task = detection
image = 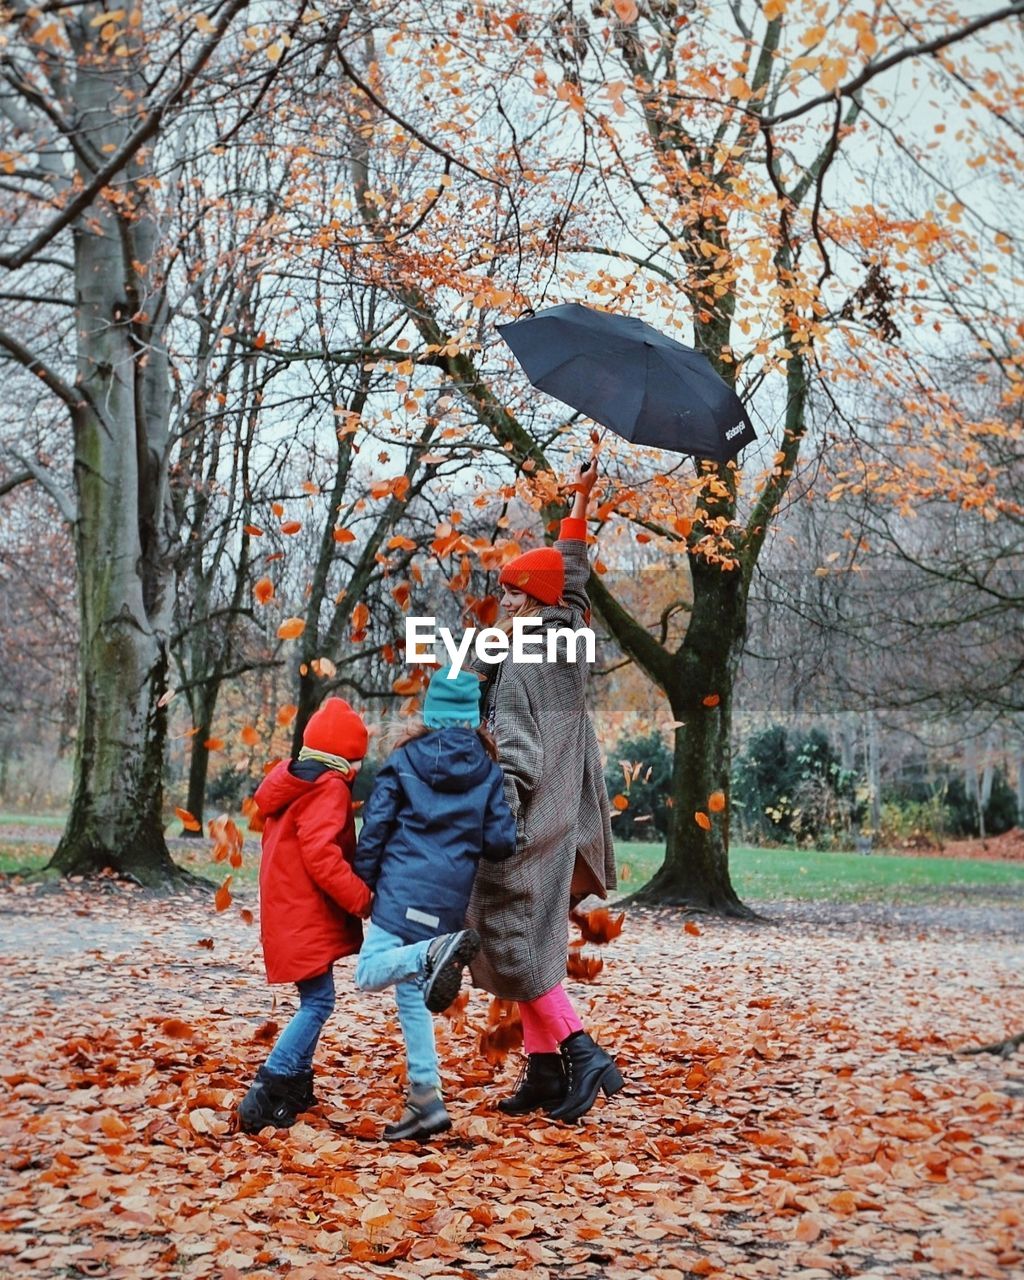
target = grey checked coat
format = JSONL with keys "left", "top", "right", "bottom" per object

{"left": 466, "top": 533, "right": 616, "bottom": 1001}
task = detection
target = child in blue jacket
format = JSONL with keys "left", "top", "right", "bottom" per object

{"left": 353, "top": 666, "right": 516, "bottom": 1141}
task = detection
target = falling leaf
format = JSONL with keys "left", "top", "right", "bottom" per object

{"left": 277, "top": 617, "right": 305, "bottom": 639}
{"left": 276, "top": 703, "right": 297, "bottom": 726}
{"left": 684, "top": 920, "right": 702, "bottom": 936}
{"left": 612, "top": 793, "right": 629, "bottom": 811}
{"left": 571, "top": 907, "right": 626, "bottom": 944}
{"left": 694, "top": 811, "right": 712, "bottom": 830}
{"left": 387, "top": 534, "right": 416, "bottom": 551}
{"left": 702, "top": 693, "right": 720, "bottom": 707}
{"left": 708, "top": 790, "right": 726, "bottom": 813}
{"left": 243, "top": 523, "right": 264, "bottom": 537}
{"left": 567, "top": 951, "right": 605, "bottom": 981}
{"left": 333, "top": 526, "right": 356, "bottom": 542}
{"left": 174, "top": 806, "right": 201, "bottom": 832}
{"left": 239, "top": 908, "right": 255, "bottom": 926}
{"left": 280, "top": 520, "right": 301, "bottom": 535}
{"left": 214, "top": 876, "right": 232, "bottom": 912}
{"left": 253, "top": 1020, "right": 279, "bottom": 1044}
{"left": 203, "top": 737, "right": 224, "bottom": 751}
{"left": 613, "top": 0, "right": 639, "bottom": 21}
{"left": 253, "top": 577, "right": 274, "bottom": 605}
{"left": 240, "top": 725, "right": 259, "bottom": 746}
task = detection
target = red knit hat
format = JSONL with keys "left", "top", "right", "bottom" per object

{"left": 498, "top": 547, "right": 565, "bottom": 606}
{"left": 302, "top": 697, "right": 368, "bottom": 761}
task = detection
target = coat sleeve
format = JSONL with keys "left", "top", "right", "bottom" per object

{"left": 296, "top": 781, "right": 372, "bottom": 917}
{"left": 352, "top": 758, "right": 402, "bottom": 888}
{"left": 492, "top": 671, "right": 544, "bottom": 819}
{"left": 555, "top": 517, "right": 591, "bottom": 622}
{"left": 481, "top": 764, "right": 517, "bottom": 862}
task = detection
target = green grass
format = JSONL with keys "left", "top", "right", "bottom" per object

{"left": 1, "top": 820, "right": 1021, "bottom": 904}
{"left": 615, "top": 840, "right": 1024, "bottom": 903}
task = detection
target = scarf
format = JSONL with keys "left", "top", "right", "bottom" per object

{"left": 297, "top": 745, "right": 354, "bottom": 776}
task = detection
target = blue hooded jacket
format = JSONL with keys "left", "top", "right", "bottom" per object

{"left": 353, "top": 727, "right": 517, "bottom": 943}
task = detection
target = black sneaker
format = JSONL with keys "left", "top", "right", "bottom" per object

{"left": 383, "top": 1085, "right": 452, "bottom": 1142}
{"left": 422, "top": 929, "right": 480, "bottom": 1013}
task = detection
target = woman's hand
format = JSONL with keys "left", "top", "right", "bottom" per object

{"left": 568, "top": 458, "right": 599, "bottom": 519}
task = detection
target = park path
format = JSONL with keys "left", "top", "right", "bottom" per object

{"left": 1, "top": 877, "right": 1022, "bottom": 1280}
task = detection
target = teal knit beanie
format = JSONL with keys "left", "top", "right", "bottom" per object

{"left": 422, "top": 666, "right": 482, "bottom": 729}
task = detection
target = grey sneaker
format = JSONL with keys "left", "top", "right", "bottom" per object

{"left": 383, "top": 1085, "right": 451, "bottom": 1141}
{"left": 422, "top": 928, "right": 481, "bottom": 1013}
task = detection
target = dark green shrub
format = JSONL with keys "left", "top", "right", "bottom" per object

{"left": 604, "top": 731, "right": 674, "bottom": 841}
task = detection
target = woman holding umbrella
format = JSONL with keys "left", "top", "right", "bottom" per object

{"left": 466, "top": 459, "right": 622, "bottom": 1122}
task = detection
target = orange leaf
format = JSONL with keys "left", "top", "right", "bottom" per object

{"left": 694, "top": 811, "right": 711, "bottom": 830}
{"left": 387, "top": 534, "right": 417, "bottom": 551}
{"left": 271, "top": 502, "right": 284, "bottom": 517}
{"left": 276, "top": 703, "right": 297, "bottom": 727}
{"left": 253, "top": 331, "right": 267, "bottom": 349}
{"left": 203, "top": 737, "right": 224, "bottom": 751}
{"left": 159, "top": 1018, "right": 195, "bottom": 1040}
{"left": 280, "top": 520, "right": 301, "bottom": 535}
{"left": 571, "top": 907, "right": 626, "bottom": 944}
{"left": 612, "top": 793, "right": 629, "bottom": 811}
{"left": 253, "top": 577, "right": 274, "bottom": 605}
{"left": 567, "top": 951, "right": 604, "bottom": 981}
{"left": 614, "top": 0, "right": 639, "bottom": 22}
{"left": 702, "top": 693, "right": 720, "bottom": 707}
{"left": 684, "top": 920, "right": 702, "bottom": 936}
{"left": 240, "top": 725, "right": 259, "bottom": 746}
{"left": 243, "top": 524, "right": 264, "bottom": 537}
{"left": 214, "top": 876, "right": 232, "bottom": 912}
{"left": 277, "top": 617, "right": 305, "bottom": 639}
{"left": 253, "top": 1020, "right": 278, "bottom": 1044}
{"left": 333, "top": 526, "right": 356, "bottom": 542}
{"left": 100, "top": 1113, "right": 130, "bottom": 1138}
{"left": 708, "top": 790, "right": 726, "bottom": 813}
{"left": 351, "top": 602, "right": 369, "bottom": 631}
{"left": 174, "top": 806, "right": 201, "bottom": 832}
{"left": 239, "top": 907, "right": 255, "bottom": 926}
{"left": 674, "top": 516, "right": 693, "bottom": 537}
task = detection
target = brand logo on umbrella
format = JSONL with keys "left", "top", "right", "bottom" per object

{"left": 725, "top": 423, "right": 746, "bottom": 441}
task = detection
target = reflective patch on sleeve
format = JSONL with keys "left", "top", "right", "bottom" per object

{"left": 406, "top": 906, "right": 441, "bottom": 928}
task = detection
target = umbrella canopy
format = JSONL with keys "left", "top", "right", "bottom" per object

{"left": 496, "top": 302, "right": 756, "bottom": 463}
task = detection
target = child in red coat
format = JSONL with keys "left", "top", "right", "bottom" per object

{"left": 237, "top": 697, "right": 372, "bottom": 1133}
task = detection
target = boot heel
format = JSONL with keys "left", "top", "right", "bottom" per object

{"left": 601, "top": 1065, "right": 624, "bottom": 1097}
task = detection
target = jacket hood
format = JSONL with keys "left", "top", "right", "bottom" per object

{"left": 401, "top": 728, "right": 491, "bottom": 793}
{"left": 254, "top": 759, "right": 337, "bottom": 816}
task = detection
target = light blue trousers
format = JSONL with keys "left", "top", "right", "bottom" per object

{"left": 355, "top": 922, "right": 438, "bottom": 1088}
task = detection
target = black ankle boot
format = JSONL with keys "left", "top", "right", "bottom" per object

{"left": 299, "top": 1069, "right": 316, "bottom": 1110}
{"left": 547, "top": 1032, "right": 623, "bottom": 1122}
{"left": 237, "top": 1066, "right": 310, "bottom": 1133}
{"left": 497, "top": 1053, "right": 567, "bottom": 1115}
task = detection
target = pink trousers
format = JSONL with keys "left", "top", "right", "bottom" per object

{"left": 518, "top": 983, "right": 584, "bottom": 1054}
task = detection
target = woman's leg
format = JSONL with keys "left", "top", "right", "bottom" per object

{"left": 519, "top": 983, "right": 584, "bottom": 1050}
{"left": 264, "top": 968, "right": 336, "bottom": 1075}
{"left": 355, "top": 922, "right": 430, "bottom": 992}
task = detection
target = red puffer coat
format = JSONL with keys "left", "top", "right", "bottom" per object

{"left": 254, "top": 760, "right": 372, "bottom": 983}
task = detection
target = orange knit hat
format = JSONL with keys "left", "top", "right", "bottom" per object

{"left": 302, "top": 697, "right": 369, "bottom": 761}
{"left": 498, "top": 547, "right": 565, "bottom": 606}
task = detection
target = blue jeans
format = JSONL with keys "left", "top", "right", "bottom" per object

{"left": 264, "top": 968, "right": 335, "bottom": 1076}
{"left": 355, "top": 922, "right": 438, "bottom": 1088}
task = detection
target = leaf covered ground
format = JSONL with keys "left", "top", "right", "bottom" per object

{"left": 0, "top": 879, "right": 1021, "bottom": 1280}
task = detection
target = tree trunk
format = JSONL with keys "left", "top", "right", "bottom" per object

{"left": 628, "top": 562, "right": 751, "bottom": 915}
{"left": 182, "top": 678, "right": 220, "bottom": 837}
{"left": 47, "top": 14, "right": 180, "bottom": 886}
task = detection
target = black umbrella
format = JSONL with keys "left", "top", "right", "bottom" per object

{"left": 496, "top": 302, "right": 756, "bottom": 463}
